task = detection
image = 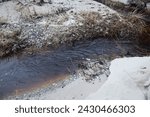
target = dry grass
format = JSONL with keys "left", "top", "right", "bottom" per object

{"left": 0, "top": 25, "right": 22, "bottom": 57}
{"left": 97, "top": 0, "right": 150, "bottom": 47}
{"left": 109, "top": 14, "right": 145, "bottom": 39}
{"left": 77, "top": 11, "right": 146, "bottom": 41}
{"left": 125, "top": 14, "right": 150, "bottom": 47}
{"left": 45, "top": 11, "right": 148, "bottom": 47}
{"left": 94, "top": 0, "right": 126, "bottom": 10}
{"left": 104, "top": 0, "right": 126, "bottom": 10}
{"left": 138, "top": 24, "right": 150, "bottom": 46}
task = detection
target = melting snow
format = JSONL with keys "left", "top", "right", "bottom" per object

{"left": 87, "top": 57, "right": 150, "bottom": 100}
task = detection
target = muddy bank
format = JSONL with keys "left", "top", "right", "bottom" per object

{"left": 0, "top": 0, "right": 148, "bottom": 57}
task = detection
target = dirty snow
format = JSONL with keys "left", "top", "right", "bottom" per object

{"left": 30, "top": 77, "right": 107, "bottom": 100}
{"left": 0, "top": 0, "right": 118, "bottom": 24}
{"left": 112, "top": 0, "right": 128, "bottom": 4}
{"left": 0, "top": 1, "right": 21, "bottom": 23}
{"left": 63, "top": 16, "right": 76, "bottom": 26}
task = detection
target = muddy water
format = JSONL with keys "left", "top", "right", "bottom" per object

{"left": 0, "top": 39, "right": 143, "bottom": 99}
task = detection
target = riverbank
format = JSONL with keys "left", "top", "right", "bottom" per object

{"left": 1, "top": 38, "right": 148, "bottom": 100}
{"left": 6, "top": 56, "right": 150, "bottom": 100}
{"left": 0, "top": 0, "right": 148, "bottom": 57}
{"left": 0, "top": 0, "right": 150, "bottom": 100}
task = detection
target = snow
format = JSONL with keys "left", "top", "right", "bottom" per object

{"left": 41, "top": 78, "right": 103, "bottom": 100}
{"left": 63, "top": 15, "right": 76, "bottom": 26}
{"left": 0, "top": 1, "right": 21, "bottom": 23}
{"left": 0, "top": 0, "right": 118, "bottom": 24}
{"left": 87, "top": 57, "right": 150, "bottom": 100}
{"left": 21, "top": 76, "right": 108, "bottom": 100}
{"left": 112, "top": 0, "right": 128, "bottom": 4}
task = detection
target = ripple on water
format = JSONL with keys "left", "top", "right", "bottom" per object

{"left": 0, "top": 39, "right": 141, "bottom": 99}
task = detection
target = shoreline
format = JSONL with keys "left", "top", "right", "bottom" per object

{"left": 0, "top": 0, "right": 149, "bottom": 57}
{"left": 5, "top": 56, "right": 150, "bottom": 100}
{"left": 1, "top": 38, "right": 145, "bottom": 100}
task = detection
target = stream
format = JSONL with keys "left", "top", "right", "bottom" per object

{"left": 0, "top": 38, "right": 146, "bottom": 99}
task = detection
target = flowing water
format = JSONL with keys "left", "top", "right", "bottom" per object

{"left": 0, "top": 39, "right": 144, "bottom": 99}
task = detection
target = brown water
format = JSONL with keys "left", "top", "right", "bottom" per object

{"left": 0, "top": 39, "right": 144, "bottom": 99}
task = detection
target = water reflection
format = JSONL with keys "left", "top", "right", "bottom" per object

{"left": 0, "top": 39, "right": 140, "bottom": 99}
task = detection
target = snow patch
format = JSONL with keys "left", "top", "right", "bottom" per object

{"left": 0, "top": 1, "right": 21, "bottom": 23}
{"left": 112, "top": 0, "right": 128, "bottom": 4}
{"left": 87, "top": 57, "right": 150, "bottom": 100}
{"left": 63, "top": 16, "right": 76, "bottom": 26}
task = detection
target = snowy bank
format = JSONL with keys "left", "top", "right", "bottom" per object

{"left": 0, "top": 0, "right": 145, "bottom": 57}
{"left": 87, "top": 57, "right": 150, "bottom": 100}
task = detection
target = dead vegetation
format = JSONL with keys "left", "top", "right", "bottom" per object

{"left": 94, "top": 0, "right": 126, "bottom": 12}
{"left": 109, "top": 14, "right": 145, "bottom": 38}
{"left": 44, "top": 11, "right": 148, "bottom": 48}
{"left": 0, "top": 10, "right": 149, "bottom": 57}
{"left": 0, "top": 24, "right": 24, "bottom": 57}
{"left": 0, "top": 0, "right": 150, "bottom": 57}
{"left": 138, "top": 24, "right": 150, "bottom": 47}
{"left": 95, "top": 0, "right": 150, "bottom": 47}
{"left": 76, "top": 11, "right": 145, "bottom": 41}
{"left": 16, "top": 2, "right": 71, "bottom": 21}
